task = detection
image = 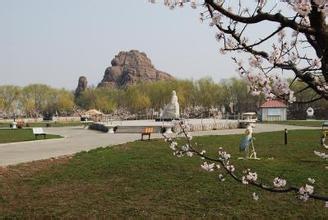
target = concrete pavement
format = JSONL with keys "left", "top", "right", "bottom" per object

{"left": 0, "top": 123, "right": 319, "bottom": 166}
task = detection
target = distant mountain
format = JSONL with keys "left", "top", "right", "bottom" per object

{"left": 97, "top": 50, "right": 175, "bottom": 88}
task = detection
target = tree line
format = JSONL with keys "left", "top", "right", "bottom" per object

{"left": 0, "top": 84, "right": 74, "bottom": 118}
{"left": 0, "top": 78, "right": 327, "bottom": 119}
{"left": 74, "top": 77, "right": 262, "bottom": 116}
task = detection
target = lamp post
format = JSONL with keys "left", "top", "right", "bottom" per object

{"left": 284, "top": 129, "right": 288, "bottom": 145}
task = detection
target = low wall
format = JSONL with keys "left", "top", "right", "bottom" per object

{"left": 0, "top": 117, "right": 81, "bottom": 123}
{"left": 178, "top": 119, "right": 238, "bottom": 132}
{"left": 188, "top": 120, "right": 239, "bottom": 132}
{"left": 114, "top": 126, "right": 162, "bottom": 134}
{"left": 101, "top": 119, "right": 239, "bottom": 133}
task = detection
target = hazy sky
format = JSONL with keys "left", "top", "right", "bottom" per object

{"left": 0, "top": 0, "right": 242, "bottom": 89}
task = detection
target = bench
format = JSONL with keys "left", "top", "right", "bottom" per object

{"left": 141, "top": 127, "right": 154, "bottom": 141}
{"left": 32, "top": 127, "right": 46, "bottom": 139}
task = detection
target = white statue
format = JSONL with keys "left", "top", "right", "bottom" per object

{"left": 161, "top": 90, "right": 180, "bottom": 119}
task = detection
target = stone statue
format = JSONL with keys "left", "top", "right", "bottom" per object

{"left": 161, "top": 90, "right": 180, "bottom": 119}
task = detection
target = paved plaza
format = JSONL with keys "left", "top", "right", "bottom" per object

{"left": 0, "top": 123, "right": 319, "bottom": 166}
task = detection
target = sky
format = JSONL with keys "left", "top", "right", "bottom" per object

{"left": 0, "top": 0, "right": 242, "bottom": 90}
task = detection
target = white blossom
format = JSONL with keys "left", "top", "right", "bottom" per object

{"left": 218, "top": 148, "right": 231, "bottom": 160}
{"left": 311, "top": 58, "right": 322, "bottom": 68}
{"left": 248, "top": 56, "right": 263, "bottom": 68}
{"left": 170, "top": 141, "right": 178, "bottom": 150}
{"left": 273, "top": 177, "right": 287, "bottom": 188}
{"left": 173, "top": 151, "right": 183, "bottom": 158}
{"left": 292, "top": 0, "right": 312, "bottom": 16}
{"left": 269, "top": 46, "right": 283, "bottom": 64}
{"left": 219, "top": 48, "right": 227, "bottom": 55}
{"left": 190, "top": 0, "right": 197, "bottom": 9}
{"left": 314, "top": 150, "right": 328, "bottom": 159}
{"left": 252, "top": 192, "right": 259, "bottom": 201}
{"left": 210, "top": 12, "right": 222, "bottom": 26}
{"left": 299, "top": 184, "right": 314, "bottom": 201}
{"left": 308, "top": 178, "right": 315, "bottom": 184}
{"left": 289, "top": 51, "right": 298, "bottom": 63}
{"left": 215, "top": 32, "right": 224, "bottom": 43}
{"left": 244, "top": 71, "right": 296, "bottom": 103}
{"left": 181, "top": 144, "right": 190, "bottom": 151}
{"left": 218, "top": 174, "right": 225, "bottom": 182}
{"left": 201, "top": 162, "right": 215, "bottom": 172}
{"left": 226, "top": 165, "right": 235, "bottom": 172}
{"left": 305, "top": 184, "right": 314, "bottom": 194}
{"left": 246, "top": 171, "right": 258, "bottom": 182}
{"left": 242, "top": 169, "right": 258, "bottom": 184}
{"left": 299, "top": 193, "right": 310, "bottom": 201}
{"left": 242, "top": 176, "right": 249, "bottom": 184}
{"left": 241, "top": 36, "right": 249, "bottom": 44}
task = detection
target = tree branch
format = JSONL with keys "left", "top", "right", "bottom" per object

{"left": 164, "top": 122, "right": 328, "bottom": 202}
{"left": 205, "top": 0, "right": 316, "bottom": 35}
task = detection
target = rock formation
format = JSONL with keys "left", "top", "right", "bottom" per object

{"left": 98, "top": 50, "right": 174, "bottom": 88}
{"left": 75, "top": 76, "right": 88, "bottom": 98}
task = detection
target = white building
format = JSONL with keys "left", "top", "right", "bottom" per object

{"left": 260, "top": 100, "right": 287, "bottom": 121}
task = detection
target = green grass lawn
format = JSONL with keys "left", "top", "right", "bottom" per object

{"left": 0, "top": 130, "right": 327, "bottom": 218}
{"left": 261, "top": 120, "right": 326, "bottom": 127}
{"left": 0, "top": 129, "right": 62, "bottom": 143}
{"left": 0, "top": 121, "right": 84, "bottom": 128}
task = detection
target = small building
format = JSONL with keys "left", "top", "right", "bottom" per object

{"left": 260, "top": 100, "right": 287, "bottom": 121}
{"left": 84, "top": 109, "right": 104, "bottom": 122}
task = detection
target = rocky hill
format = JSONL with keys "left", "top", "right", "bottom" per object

{"left": 74, "top": 76, "right": 88, "bottom": 98}
{"left": 97, "top": 50, "right": 174, "bottom": 88}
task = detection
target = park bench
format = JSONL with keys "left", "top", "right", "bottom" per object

{"left": 141, "top": 127, "right": 154, "bottom": 141}
{"left": 32, "top": 127, "right": 46, "bottom": 139}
